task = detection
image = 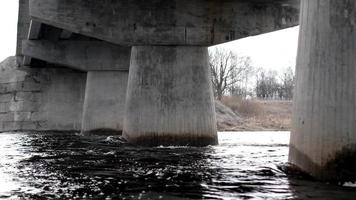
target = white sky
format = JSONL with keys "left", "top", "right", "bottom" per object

{"left": 210, "top": 27, "right": 299, "bottom": 73}
{"left": 0, "top": 1, "right": 18, "bottom": 62}
{"left": 0, "top": 1, "right": 299, "bottom": 73}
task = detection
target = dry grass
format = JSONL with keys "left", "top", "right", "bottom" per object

{"left": 222, "top": 96, "right": 262, "bottom": 117}
{"left": 221, "top": 97, "right": 292, "bottom": 131}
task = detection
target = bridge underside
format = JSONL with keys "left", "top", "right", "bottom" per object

{"left": 28, "top": 0, "right": 299, "bottom": 46}
{"left": 11, "top": 0, "right": 299, "bottom": 144}
{"left": 8, "top": 0, "right": 356, "bottom": 181}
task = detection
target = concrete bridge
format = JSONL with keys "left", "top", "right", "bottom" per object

{"left": 1, "top": 0, "right": 355, "bottom": 181}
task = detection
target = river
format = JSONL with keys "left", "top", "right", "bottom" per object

{"left": 0, "top": 131, "right": 355, "bottom": 199}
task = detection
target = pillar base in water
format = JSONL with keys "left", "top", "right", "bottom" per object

{"left": 123, "top": 46, "right": 218, "bottom": 146}
{"left": 82, "top": 71, "right": 128, "bottom": 135}
{"left": 289, "top": 0, "right": 356, "bottom": 181}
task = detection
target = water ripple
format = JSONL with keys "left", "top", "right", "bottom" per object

{"left": 0, "top": 131, "right": 355, "bottom": 199}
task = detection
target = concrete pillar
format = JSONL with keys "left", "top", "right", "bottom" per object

{"left": 82, "top": 71, "right": 128, "bottom": 135}
{"left": 123, "top": 46, "right": 218, "bottom": 146}
{"left": 289, "top": 0, "right": 356, "bottom": 181}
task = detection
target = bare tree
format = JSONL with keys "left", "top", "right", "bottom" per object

{"left": 255, "top": 67, "right": 295, "bottom": 100}
{"left": 209, "top": 48, "right": 253, "bottom": 100}
{"left": 280, "top": 66, "right": 295, "bottom": 100}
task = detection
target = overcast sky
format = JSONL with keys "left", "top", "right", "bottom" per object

{"left": 0, "top": 1, "right": 299, "bottom": 73}
{"left": 0, "top": 1, "right": 18, "bottom": 62}
{"left": 210, "top": 27, "right": 299, "bottom": 73}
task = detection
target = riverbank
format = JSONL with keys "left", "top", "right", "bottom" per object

{"left": 217, "top": 97, "right": 292, "bottom": 131}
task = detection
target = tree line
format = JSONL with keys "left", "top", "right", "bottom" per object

{"left": 209, "top": 48, "right": 295, "bottom": 100}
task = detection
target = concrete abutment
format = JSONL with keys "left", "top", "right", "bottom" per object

{"left": 289, "top": 0, "right": 356, "bottom": 181}
{"left": 123, "top": 46, "right": 218, "bottom": 146}
{"left": 0, "top": 58, "right": 86, "bottom": 132}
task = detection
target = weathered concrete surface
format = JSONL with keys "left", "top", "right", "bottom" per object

{"left": 289, "top": 0, "right": 356, "bottom": 181}
{"left": 23, "top": 20, "right": 42, "bottom": 65}
{"left": 0, "top": 56, "right": 86, "bottom": 132}
{"left": 0, "top": 57, "right": 240, "bottom": 133}
{"left": 82, "top": 71, "right": 128, "bottom": 135}
{"left": 17, "top": 0, "right": 31, "bottom": 65}
{"left": 22, "top": 40, "right": 131, "bottom": 71}
{"left": 29, "top": 0, "right": 299, "bottom": 46}
{"left": 124, "top": 46, "right": 218, "bottom": 146}
{"left": 27, "top": 20, "right": 42, "bottom": 40}
{"left": 0, "top": 57, "right": 17, "bottom": 72}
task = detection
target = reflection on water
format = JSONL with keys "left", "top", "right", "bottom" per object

{"left": 0, "top": 131, "right": 355, "bottom": 199}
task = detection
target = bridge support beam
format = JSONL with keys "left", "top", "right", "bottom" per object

{"left": 22, "top": 40, "right": 131, "bottom": 71}
{"left": 289, "top": 0, "right": 356, "bottom": 181}
{"left": 81, "top": 71, "right": 128, "bottom": 135}
{"left": 123, "top": 46, "right": 218, "bottom": 146}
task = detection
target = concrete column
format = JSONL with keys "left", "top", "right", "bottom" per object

{"left": 123, "top": 46, "right": 218, "bottom": 146}
{"left": 82, "top": 71, "right": 128, "bottom": 135}
{"left": 289, "top": 0, "right": 356, "bottom": 181}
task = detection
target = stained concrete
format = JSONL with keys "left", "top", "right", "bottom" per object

{"left": 17, "top": 0, "right": 31, "bottom": 65}
{"left": 12, "top": 0, "right": 299, "bottom": 149}
{"left": 289, "top": 0, "right": 356, "bottom": 181}
{"left": 82, "top": 71, "right": 128, "bottom": 135}
{"left": 123, "top": 46, "right": 218, "bottom": 146}
{"left": 29, "top": 0, "right": 299, "bottom": 46}
{"left": 22, "top": 40, "right": 131, "bottom": 71}
{"left": 0, "top": 56, "right": 86, "bottom": 132}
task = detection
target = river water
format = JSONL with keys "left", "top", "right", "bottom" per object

{"left": 0, "top": 131, "right": 355, "bottom": 199}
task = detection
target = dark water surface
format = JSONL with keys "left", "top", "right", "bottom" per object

{"left": 1, "top": 131, "right": 356, "bottom": 199}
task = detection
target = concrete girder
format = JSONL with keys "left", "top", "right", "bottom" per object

{"left": 27, "top": 20, "right": 41, "bottom": 39}
{"left": 17, "top": 0, "right": 31, "bottom": 66}
{"left": 59, "top": 30, "right": 72, "bottom": 39}
{"left": 39, "top": 24, "right": 62, "bottom": 41}
{"left": 22, "top": 40, "right": 131, "bottom": 71}
{"left": 23, "top": 20, "right": 42, "bottom": 66}
{"left": 29, "top": 0, "right": 299, "bottom": 46}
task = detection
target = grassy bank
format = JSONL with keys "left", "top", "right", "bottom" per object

{"left": 221, "top": 97, "right": 292, "bottom": 131}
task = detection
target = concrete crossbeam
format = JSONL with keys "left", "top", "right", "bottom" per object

{"left": 22, "top": 40, "right": 131, "bottom": 71}
{"left": 29, "top": 0, "right": 299, "bottom": 46}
